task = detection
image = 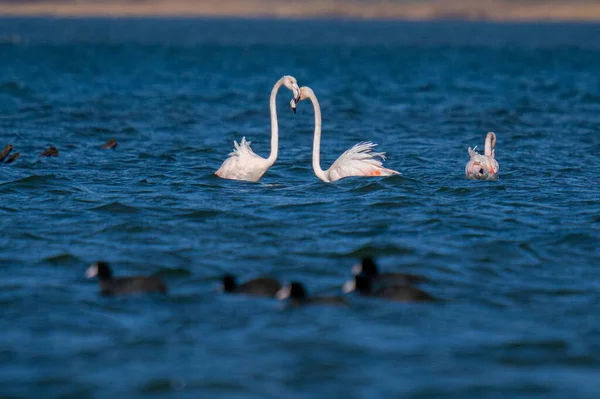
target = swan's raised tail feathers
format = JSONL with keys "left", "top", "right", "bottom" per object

{"left": 328, "top": 141, "right": 400, "bottom": 179}
{"left": 229, "top": 137, "right": 254, "bottom": 157}
{"left": 347, "top": 142, "right": 400, "bottom": 175}
{"left": 468, "top": 146, "right": 479, "bottom": 158}
{"left": 338, "top": 141, "right": 387, "bottom": 165}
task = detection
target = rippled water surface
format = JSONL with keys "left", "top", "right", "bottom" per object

{"left": 1, "top": 18, "right": 600, "bottom": 398}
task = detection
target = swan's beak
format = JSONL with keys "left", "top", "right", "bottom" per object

{"left": 85, "top": 264, "right": 99, "bottom": 279}
{"left": 342, "top": 279, "right": 356, "bottom": 294}
{"left": 276, "top": 285, "right": 291, "bottom": 300}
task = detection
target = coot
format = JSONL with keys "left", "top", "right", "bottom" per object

{"left": 222, "top": 274, "right": 281, "bottom": 297}
{"left": 343, "top": 274, "right": 434, "bottom": 303}
{"left": 85, "top": 262, "right": 167, "bottom": 296}
{"left": 352, "top": 257, "right": 428, "bottom": 287}
{"left": 276, "top": 282, "right": 347, "bottom": 306}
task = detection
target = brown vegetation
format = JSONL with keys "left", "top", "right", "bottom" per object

{"left": 0, "top": 0, "right": 600, "bottom": 21}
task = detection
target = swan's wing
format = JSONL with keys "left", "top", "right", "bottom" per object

{"left": 328, "top": 141, "right": 400, "bottom": 181}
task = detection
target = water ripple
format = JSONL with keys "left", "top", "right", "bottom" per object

{"left": 88, "top": 202, "right": 140, "bottom": 214}
{"left": 0, "top": 18, "right": 599, "bottom": 399}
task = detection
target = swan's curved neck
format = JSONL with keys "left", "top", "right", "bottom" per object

{"left": 306, "top": 90, "right": 329, "bottom": 182}
{"left": 485, "top": 132, "right": 496, "bottom": 157}
{"left": 266, "top": 78, "right": 284, "bottom": 165}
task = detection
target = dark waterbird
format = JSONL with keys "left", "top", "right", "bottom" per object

{"left": 0, "top": 144, "right": 12, "bottom": 161}
{"left": 351, "top": 257, "right": 428, "bottom": 287}
{"left": 102, "top": 138, "right": 118, "bottom": 149}
{"left": 276, "top": 282, "right": 347, "bottom": 307}
{"left": 222, "top": 274, "right": 282, "bottom": 297}
{"left": 85, "top": 261, "right": 167, "bottom": 296}
{"left": 40, "top": 146, "right": 59, "bottom": 157}
{"left": 343, "top": 274, "right": 434, "bottom": 303}
{"left": 0, "top": 144, "right": 20, "bottom": 164}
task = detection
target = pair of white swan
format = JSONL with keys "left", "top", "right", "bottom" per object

{"left": 215, "top": 75, "right": 399, "bottom": 183}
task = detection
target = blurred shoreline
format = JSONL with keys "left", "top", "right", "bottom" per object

{"left": 1, "top": 0, "right": 600, "bottom": 22}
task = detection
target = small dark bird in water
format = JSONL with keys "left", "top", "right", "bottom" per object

{"left": 276, "top": 282, "right": 347, "bottom": 306}
{"left": 351, "top": 257, "right": 428, "bottom": 288}
{"left": 0, "top": 144, "right": 19, "bottom": 164}
{"left": 222, "top": 274, "right": 281, "bottom": 297}
{"left": 85, "top": 261, "right": 167, "bottom": 296}
{"left": 0, "top": 144, "right": 13, "bottom": 162}
{"left": 343, "top": 274, "right": 434, "bottom": 303}
{"left": 41, "top": 146, "right": 59, "bottom": 157}
{"left": 5, "top": 152, "right": 20, "bottom": 164}
{"left": 102, "top": 138, "right": 118, "bottom": 149}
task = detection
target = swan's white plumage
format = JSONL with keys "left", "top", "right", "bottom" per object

{"left": 216, "top": 137, "right": 271, "bottom": 182}
{"left": 215, "top": 75, "right": 300, "bottom": 183}
{"left": 465, "top": 132, "right": 499, "bottom": 181}
{"left": 293, "top": 86, "right": 400, "bottom": 183}
{"left": 328, "top": 141, "right": 399, "bottom": 182}
{"left": 230, "top": 137, "right": 254, "bottom": 157}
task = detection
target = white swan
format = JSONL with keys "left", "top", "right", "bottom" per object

{"left": 465, "top": 132, "right": 499, "bottom": 180}
{"left": 215, "top": 76, "right": 300, "bottom": 182}
{"left": 291, "top": 86, "right": 399, "bottom": 183}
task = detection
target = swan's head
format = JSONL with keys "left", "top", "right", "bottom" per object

{"left": 281, "top": 75, "right": 301, "bottom": 112}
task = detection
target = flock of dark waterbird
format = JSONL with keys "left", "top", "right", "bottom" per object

{"left": 5, "top": 137, "right": 434, "bottom": 305}
{"left": 0, "top": 139, "right": 117, "bottom": 164}
{"left": 85, "top": 258, "right": 435, "bottom": 306}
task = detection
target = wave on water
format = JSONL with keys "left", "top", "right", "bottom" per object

{"left": 2, "top": 19, "right": 600, "bottom": 399}
{"left": 138, "top": 152, "right": 177, "bottom": 161}
{"left": 0, "top": 80, "right": 32, "bottom": 97}
{"left": 40, "top": 253, "right": 84, "bottom": 266}
{"left": 179, "top": 209, "right": 223, "bottom": 220}
{"left": 0, "top": 174, "right": 59, "bottom": 188}
{"left": 88, "top": 202, "right": 140, "bottom": 214}
{"left": 154, "top": 267, "right": 193, "bottom": 277}
{"left": 341, "top": 244, "right": 416, "bottom": 258}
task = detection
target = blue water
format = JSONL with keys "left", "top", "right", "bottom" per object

{"left": 1, "top": 18, "right": 600, "bottom": 398}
